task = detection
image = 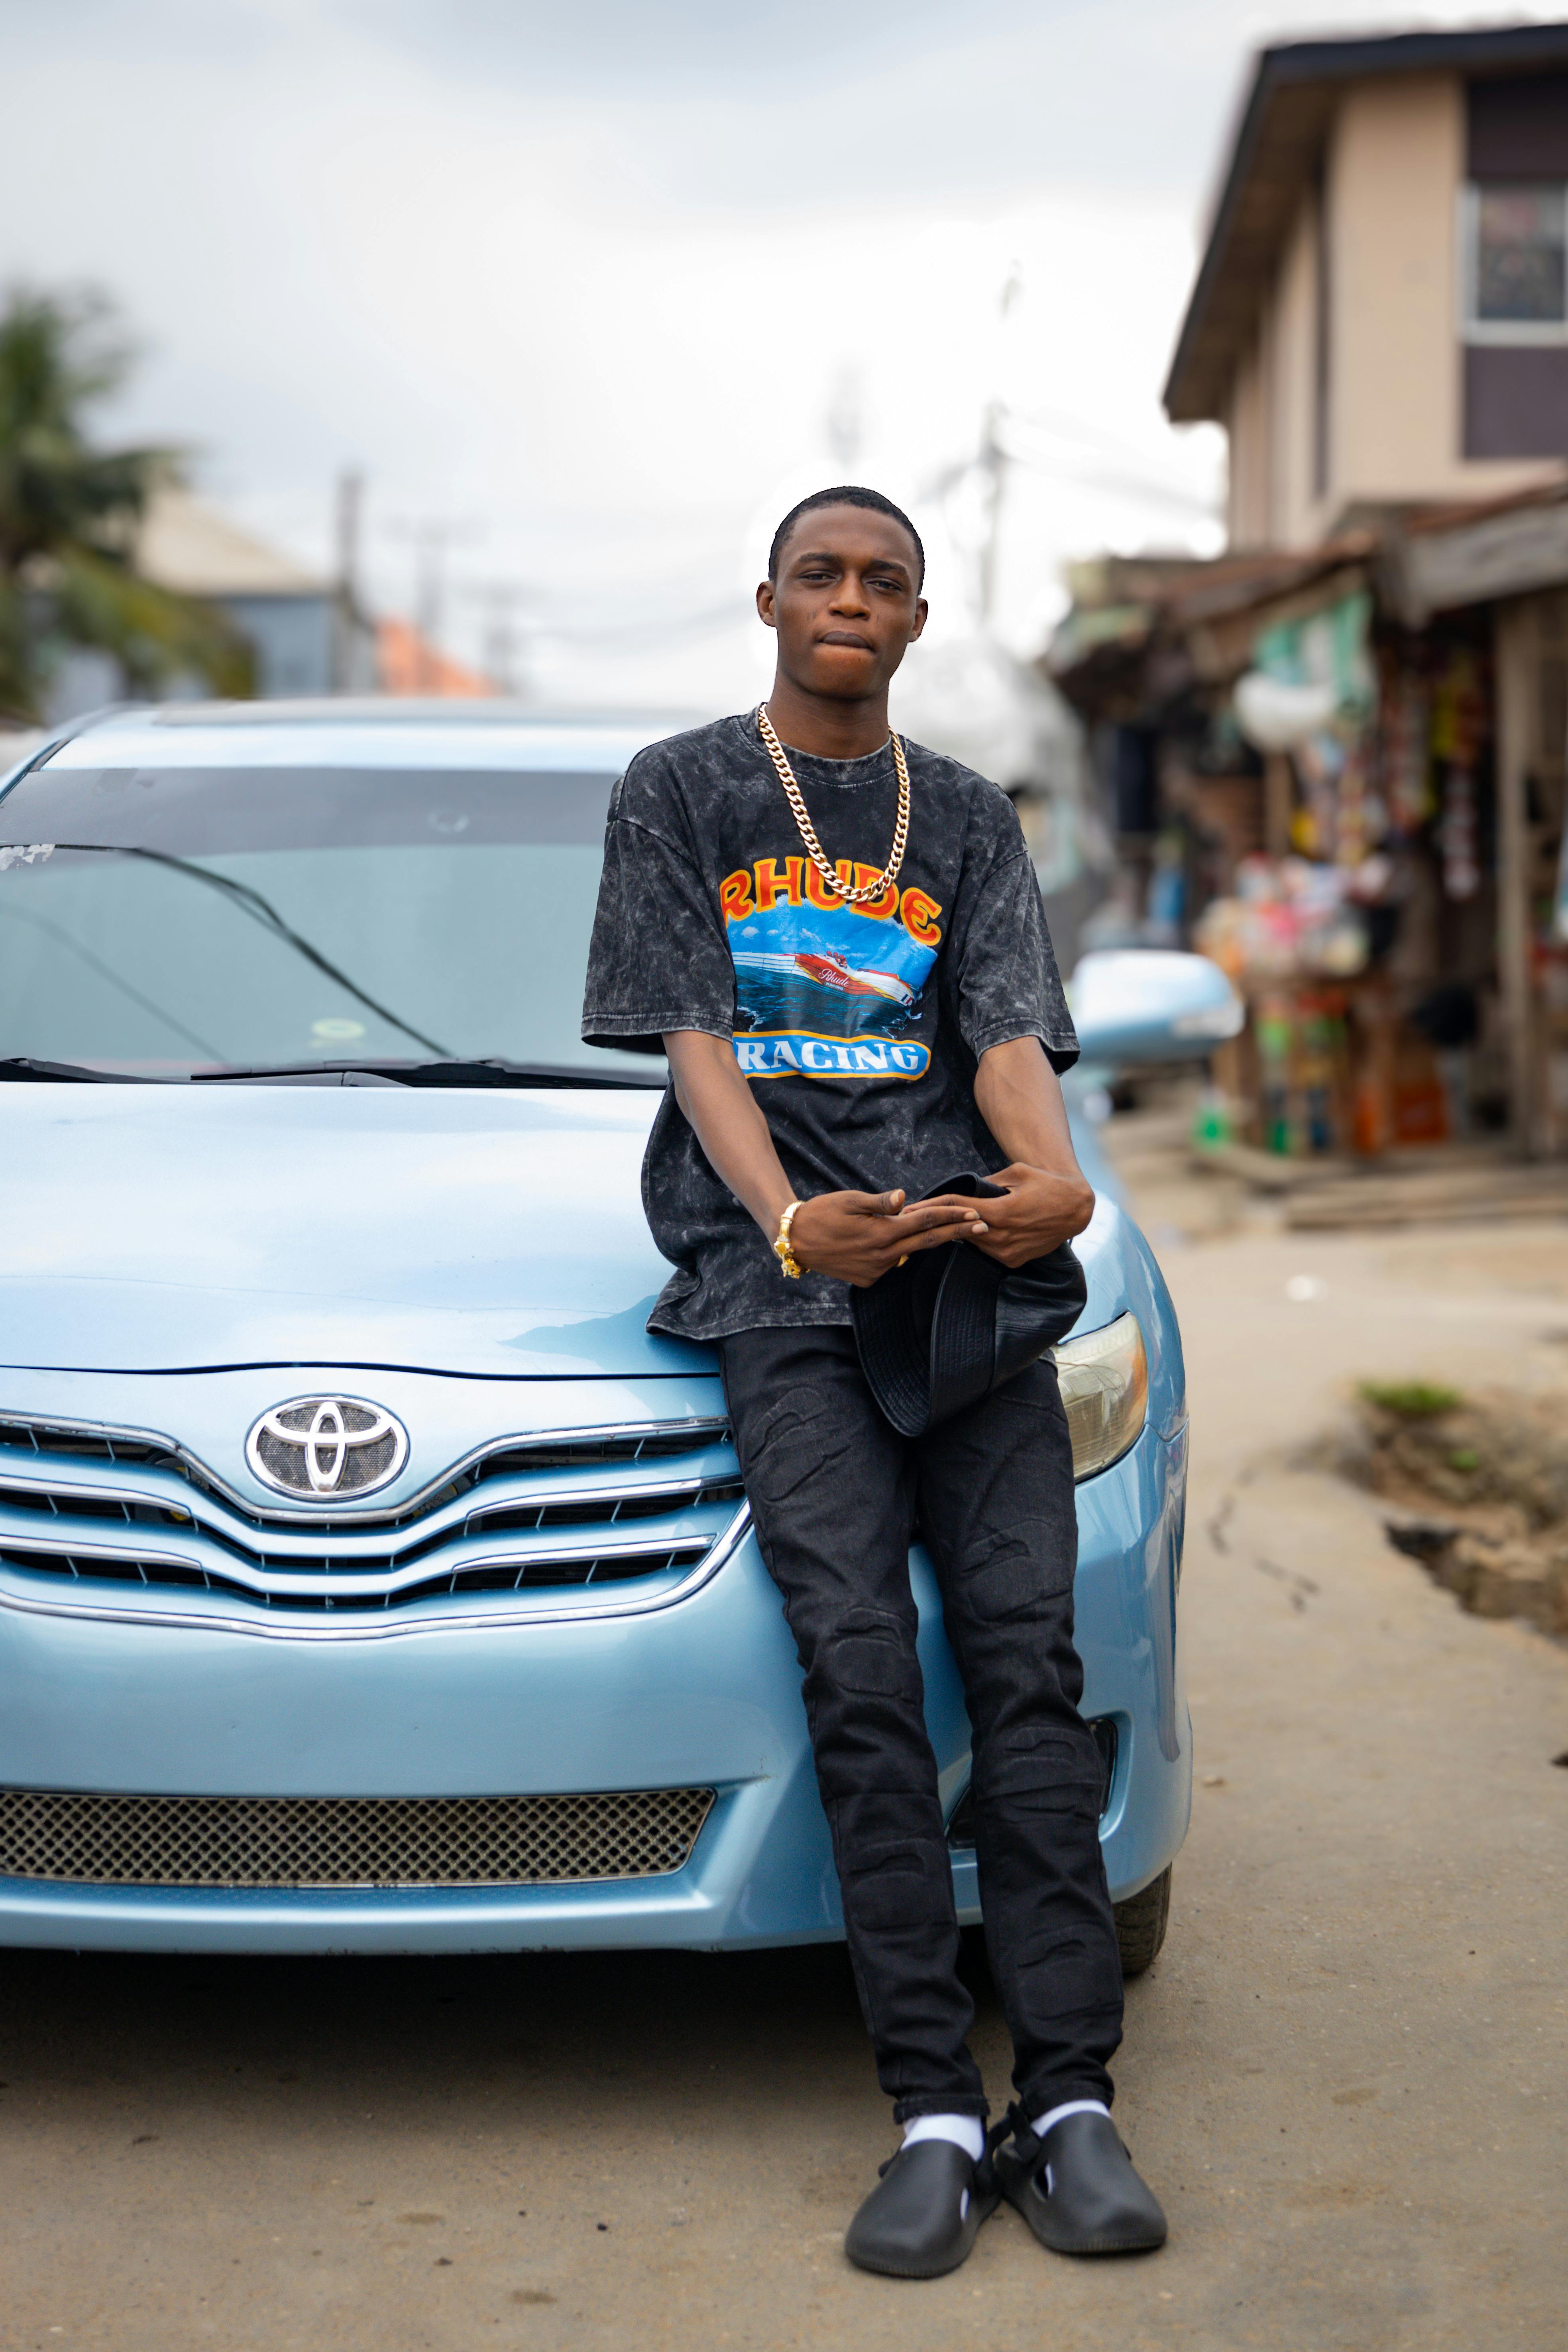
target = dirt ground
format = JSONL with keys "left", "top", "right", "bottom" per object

{"left": 2, "top": 1107, "right": 1566, "bottom": 2352}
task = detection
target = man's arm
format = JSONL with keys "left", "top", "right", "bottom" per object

{"left": 953, "top": 1035, "right": 1095, "bottom": 1267}
{"left": 662, "top": 1031, "right": 986, "bottom": 1288}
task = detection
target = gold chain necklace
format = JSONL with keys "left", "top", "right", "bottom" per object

{"left": 756, "top": 704, "right": 910, "bottom": 909}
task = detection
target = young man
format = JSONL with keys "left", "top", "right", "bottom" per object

{"left": 582, "top": 486, "right": 1165, "bottom": 2277}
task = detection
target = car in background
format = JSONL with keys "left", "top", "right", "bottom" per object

{"left": 0, "top": 702, "right": 1236, "bottom": 1969}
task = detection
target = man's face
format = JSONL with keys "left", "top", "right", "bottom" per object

{"left": 757, "top": 506, "right": 927, "bottom": 700}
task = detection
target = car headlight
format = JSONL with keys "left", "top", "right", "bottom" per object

{"left": 1054, "top": 1313, "right": 1148, "bottom": 1480}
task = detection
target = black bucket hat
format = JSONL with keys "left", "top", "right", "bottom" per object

{"left": 850, "top": 1173, "right": 1088, "bottom": 1438}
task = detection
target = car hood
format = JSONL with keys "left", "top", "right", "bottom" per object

{"left": 0, "top": 1083, "right": 712, "bottom": 1377}
{"left": 0, "top": 1083, "right": 1130, "bottom": 1377}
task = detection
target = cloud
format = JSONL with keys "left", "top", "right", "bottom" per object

{"left": 0, "top": 0, "right": 1552, "bottom": 705}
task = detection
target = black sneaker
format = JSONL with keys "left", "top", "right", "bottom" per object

{"left": 843, "top": 2138, "right": 1000, "bottom": 2279}
{"left": 992, "top": 2106, "right": 1167, "bottom": 2256}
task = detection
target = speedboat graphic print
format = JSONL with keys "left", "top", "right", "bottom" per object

{"left": 721, "top": 862, "right": 942, "bottom": 1080}
{"left": 731, "top": 949, "right": 918, "bottom": 1010}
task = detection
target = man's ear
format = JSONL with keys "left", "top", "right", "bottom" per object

{"left": 909, "top": 596, "right": 929, "bottom": 643}
{"left": 756, "top": 579, "right": 777, "bottom": 631}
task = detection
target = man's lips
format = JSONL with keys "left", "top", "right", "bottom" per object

{"left": 818, "top": 630, "right": 875, "bottom": 650}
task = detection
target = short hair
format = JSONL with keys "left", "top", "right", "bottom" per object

{"left": 768, "top": 485, "right": 925, "bottom": 588}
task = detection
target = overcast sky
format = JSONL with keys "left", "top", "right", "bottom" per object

{"left": 3, "top": 0, "right": 1559, "bottom": 709}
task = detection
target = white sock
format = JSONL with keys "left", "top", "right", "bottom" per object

{"left": 1030, "top": 2096, "right": 1110, "bottom": 2141}
{"left": 902, "top": 2112, "right": 986, "bottom": 2165}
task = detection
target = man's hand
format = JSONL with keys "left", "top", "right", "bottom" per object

{"left": 962, "top": 1041, "right": 1096, "bottom": 1266}
{"left": 790, "top": 1189, "right": 988, "bottom": 1289}
{"left": 662, "top": 1033, "right": 987, "bottom": 1289}
{"left": 927, "top": 1163, "right": 1094, "bottom": 1271}
{"left": 659, "top": 1029, "right": 1094, "bottom": 1294}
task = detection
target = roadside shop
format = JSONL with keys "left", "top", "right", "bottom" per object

{"left": 1045, "top": 485, "right": 1568, "bottom": 1160}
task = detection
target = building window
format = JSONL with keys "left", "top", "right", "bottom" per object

{"left": 1464, "top": 183, "right": 1568, "bottom": 342}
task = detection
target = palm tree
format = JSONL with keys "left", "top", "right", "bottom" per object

{"left": 0, "top": 287, "right": 251, "bottom": 720}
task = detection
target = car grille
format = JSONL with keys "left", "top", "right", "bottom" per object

{"left": 0, "top": 1413, "right": 746, "bottom": 1617}
{"left": 0, "top": 1784, "right": 717, "bottom": 1888}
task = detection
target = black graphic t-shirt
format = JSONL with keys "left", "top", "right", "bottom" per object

{"left": 581, "top": 711, "right": 1078, "bottom": 1341}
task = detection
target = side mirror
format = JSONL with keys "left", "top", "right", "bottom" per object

{"left": 1069, "top": 949, "right": 1243, "bottom": 1066}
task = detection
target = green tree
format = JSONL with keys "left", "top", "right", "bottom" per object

{"left": 0, "top": 287, "right": 252, "bottom": 720}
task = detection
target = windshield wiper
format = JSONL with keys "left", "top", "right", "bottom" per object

{"left": 0, "top": 1055, "right": 664, "bottom": 1089}
{"left": 188, "top": 1058, "right": 667, "bottom": 1089}
{"left": 0, "top": 1057, "right": 164, "bottom": 1083}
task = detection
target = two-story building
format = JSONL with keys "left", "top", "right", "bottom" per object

{"left": 1167, "top": 23, "right": 1568, "bottom": 547}
{"left": 1053, "top": 22, "right": 1568, "bottom": 1159}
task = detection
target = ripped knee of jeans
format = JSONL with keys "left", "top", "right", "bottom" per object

{"left": 839, "top": 1839, "right": 950, "bottom": 1932}
{"left": 955, "top": 1521, "right": 1072, "bottom": 1621}
{"left": 745, "top": 1385, "right": 854, "bottom": 1506}
{"left": 982, "top": 1724, "right": 1104, "bottom": 1816}
{"left": 822, "top": 1609, "right": 923, "bottom": 1702}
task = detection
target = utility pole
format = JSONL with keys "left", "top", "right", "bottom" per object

{"left": 978, "top": 265, "right": 1023, "bottom": 630}
{"left": 331, "top": 468, "right": 364, "bottom": 695}
{"left": 463, "top": 582, "right": 532, "bottom": 700}
{"left": 414, "top": 523, "right": 449, "bottom": 696}
{"left": 387, "top": 518, "right": 481, "bottom": 695}
{"left": 1496, "top": 597, "right": 1542, "bottom": 1155}
{"left": 825, "top": 366, "right": 863, "bottom": 474}
{"left": 977, "top": 400, "right": 1007, "bottom": 629}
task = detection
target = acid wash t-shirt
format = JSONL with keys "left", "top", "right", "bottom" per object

{"left": 581, "top": 710, "right": 1078, "bottom": 1342}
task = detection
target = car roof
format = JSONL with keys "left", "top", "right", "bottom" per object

{"left": 31, "top": 699, "right": 706, "bottom": 778}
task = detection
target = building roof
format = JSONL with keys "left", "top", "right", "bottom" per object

{"left": 1047, "top": 474, "right": 1568, "bottom": 721}
{"left": 1047, "top": 538, "right": 1374, "bottom": 682}
{"left": 136, "top": 486, "right": 326, "bottom": 598}
{"left": 1164, "top": 20, "right": 1568, "bottom": 425}
{"left": 1045, "top": 533, "right": 1381, "bottom": 716}
{"left": 1385, "top": 474, "right": 1568, "bottom": 623}
{"left": 375, "top": 616, "right": 495, "bottom": 700}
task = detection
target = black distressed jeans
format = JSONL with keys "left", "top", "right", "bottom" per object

{"left": 719, "top": 1325, "right": 1124, "bottom": 2124}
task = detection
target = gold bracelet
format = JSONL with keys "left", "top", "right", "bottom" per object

{"left": 772, "top": 1199, "right": 804, "bottom": 1280}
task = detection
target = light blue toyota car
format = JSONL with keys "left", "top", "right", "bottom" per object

{"left": 0, "top": 702, "right": 1234, "bottom": 1968}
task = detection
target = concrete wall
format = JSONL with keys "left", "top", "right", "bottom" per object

{"left": 212, "top": 594, "right": 380, "bottom": 700}
{"left": 1326, "top": 73, "right": 1462, "bottom": 511}
{"left": 1226, "top": 69, "right": 1566, "bottom": 549}
{"left": 1226, "top": 335, "right": 1269, "bottom": 546}
{"left": 1267, "top": 193, "right": 1325, "bottom": 547}
{"left": 1227, "top": 187, "right": 1330, "bottom": 548}
{"left": 41, "top": 595, "right": 379, "bottom": 719}
{"left": 216, "top": 595, "right": 334, "bottom": 698}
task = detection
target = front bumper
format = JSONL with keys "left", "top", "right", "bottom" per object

{"left": 0, "top": 1421, "right": 1189, "bottom": 1953}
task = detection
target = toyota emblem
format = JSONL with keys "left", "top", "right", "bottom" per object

{"left": 245, "top": 1395, "right": 409, "bottom": 1501}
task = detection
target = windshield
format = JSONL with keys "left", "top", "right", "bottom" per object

{"left": 0, "top": 759, "right": 663, "bottom": 1082}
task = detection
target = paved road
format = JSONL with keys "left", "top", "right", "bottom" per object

{"left": 3, "top": 1182, "right": 1566, "bottom": 2350}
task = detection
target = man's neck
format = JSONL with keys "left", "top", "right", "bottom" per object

{"left": 763, "top": 676, "right": 890, "bottom": 760}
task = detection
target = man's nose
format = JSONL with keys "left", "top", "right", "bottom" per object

{"left": 829, "top": 573, "right": 872, "bottom": 615}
